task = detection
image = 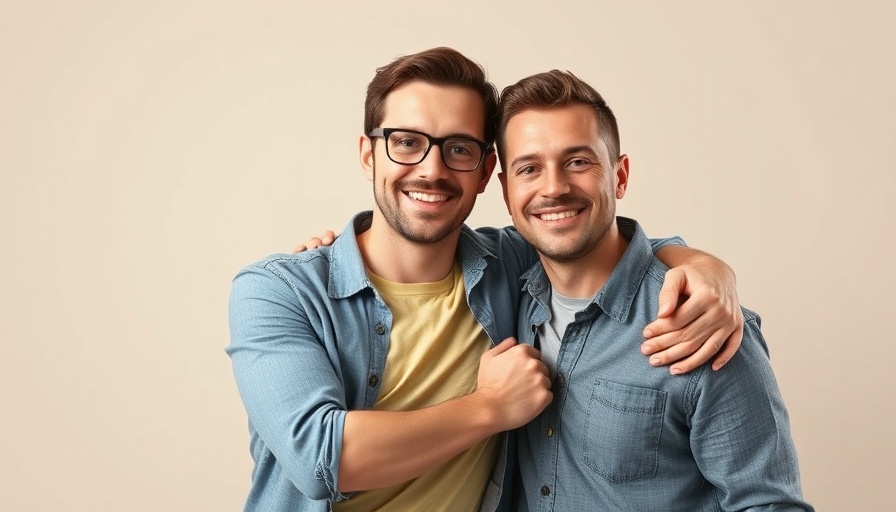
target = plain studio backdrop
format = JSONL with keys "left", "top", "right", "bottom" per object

{"left": 2, "top": 1, "right": 893, "bottom": 510}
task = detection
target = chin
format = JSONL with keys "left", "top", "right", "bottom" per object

{"left": 536, "top": 240, "right": 595, "bottom": 262}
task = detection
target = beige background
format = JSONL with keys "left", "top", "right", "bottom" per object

{"left": 2, "top": 1, "right": 893, "bottom": 510}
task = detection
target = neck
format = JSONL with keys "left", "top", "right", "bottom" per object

{"left": 540, "top": 222, "right": 627, "bottom": 299}
{"left": 357, "top": 213, "right": 461, "bottom": 283}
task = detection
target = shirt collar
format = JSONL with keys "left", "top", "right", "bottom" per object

{"left": 594, "top": 217, "right": 653, "bottom": 323}
{"left": 327, "top": 212, "right": 375, "bottom": 299}
{"left": 327, "top": 211, "right": 497, "bottom": 298}
{"left": 521, "top": 217, "right": 654, "bottom": 323}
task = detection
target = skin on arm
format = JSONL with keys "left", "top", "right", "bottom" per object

{"left": 648, "top": 245, "right": 744, "bottom": 374}
{"left": 338, "top": 338, "right": 552, "bottom": 491}
{"left": 230, "top": 268, "right": 550, "bottom": 499}
{"left": 289, "top": 234, "right": 552, "bottom": 490}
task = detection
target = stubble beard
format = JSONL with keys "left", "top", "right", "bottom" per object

{"left": 526, "top": 197, "right": 616, "bottom": 263}
{"left": 371, "top": 168, "right": 467, "bottom": 246}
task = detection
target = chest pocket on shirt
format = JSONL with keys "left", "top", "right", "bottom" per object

{"left": 583, "top": 379, "right": 666, "bottom": 483}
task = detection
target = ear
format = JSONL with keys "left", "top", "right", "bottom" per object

{"left": 476, "top": 150, "right": 498, "bottom": 194}
{"left": 359, "top": 134, "right": 374, "bottom": 181}
{"left": 615, "top": 154, "right": 630, "bottom": 199}
{"left": 497, "top": 171, "right": 512, "bottom": 216}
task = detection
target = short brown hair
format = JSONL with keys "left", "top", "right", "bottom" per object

{"left": 364, "top": 47, "right": 500, "bottom": 144}
{"left": 497, "top": 70, "right": 620, "bottom": 168}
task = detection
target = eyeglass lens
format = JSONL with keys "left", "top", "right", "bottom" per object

{"left": 385, "top": 131, "right": 482, "bottom": 171}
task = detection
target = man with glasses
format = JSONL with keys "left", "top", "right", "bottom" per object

{"left": 367, "top": 128, "right": 492, "bottom": 174}
{"left": 227, "top": 47, "right": 743, "bottom": 511}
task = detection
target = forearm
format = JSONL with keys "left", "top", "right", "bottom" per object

{"left": 337, "top": 336, "right": 552, "bottom": 492}
{"left": 654, "top": 245, "right": 735, "bottom": 283}
{"left": 338, "top": 392, "right": 499, "bottom": 492}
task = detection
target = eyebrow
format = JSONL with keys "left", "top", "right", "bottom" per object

{"left": 509, "top": 145, "right": 600, "bottom": 169}
{"left": 509, "top": 152, "right": 542, "bottom": 169}
{"left": 392, "top": 126, "right": 483, "bottom": 141}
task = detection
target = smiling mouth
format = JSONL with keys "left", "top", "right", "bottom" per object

{"left": 537, "top": 209, "right": 580, "bottom": 221}
{"left": 406, "top": 191, "right": 450, "bottom": 203}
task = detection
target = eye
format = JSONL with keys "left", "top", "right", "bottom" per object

{"left": 516, "top": 165, "right": 537, "bottom": 176}
{"left": 395, "top": 137, "right": 423, "bottom": 148}
{"left": 566, "top": 157, "right": 594, "bottom": 171}
{"left": 445, "top": 141, "right": 475, "bottom": 157}
{"left": 388, "top": 132, "right": 428, "bottom": 153}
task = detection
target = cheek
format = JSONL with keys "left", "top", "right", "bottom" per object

{"left": 506, "top": 188, "right": 529, "bottom": 213}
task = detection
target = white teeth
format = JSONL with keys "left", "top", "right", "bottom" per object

{"left": 408, "top": 191, "right": 449, "bottom": 202}
{"left": 539, "top": 210, "right": 578, "bottom": 221}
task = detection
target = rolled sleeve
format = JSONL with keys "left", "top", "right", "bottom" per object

{"left": 227, "top": 263, "right": 349, "bottom": 502}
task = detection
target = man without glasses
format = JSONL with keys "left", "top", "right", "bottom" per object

{"left": 228, "top": 47, "right": 744, "bottom": 511}
{"left": 496, "top": 70, "right": 813, "bottom": 510}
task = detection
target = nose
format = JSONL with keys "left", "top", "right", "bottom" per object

{"left": 415, "top": 145, "right": 452, "bottom": 179}
{"left": 541, "top": 167, "right": 571, "bottom": 197}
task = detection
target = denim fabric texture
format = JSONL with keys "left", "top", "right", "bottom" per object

{"left": 514, "top": 217, "right": 813, "bottom": 512}
{"left": 228, "top": 211, "right": 684, "bottom": 511}
{"left": 227, "top": 211, "right": 537, "bottom": 512}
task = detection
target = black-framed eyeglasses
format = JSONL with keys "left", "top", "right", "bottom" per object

{"left": 368, "top": 128, "right": 490, "bottom": 172}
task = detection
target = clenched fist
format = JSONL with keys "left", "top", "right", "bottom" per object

{"left": 475, "top": 338, "right": 553, "bottom": 431}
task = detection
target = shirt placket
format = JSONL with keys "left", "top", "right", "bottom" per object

{"left": 539, "top": 311, "right": 595, "bottom": 511}
{"left": 364, "top": 295, "right": 391, "bottom": 407}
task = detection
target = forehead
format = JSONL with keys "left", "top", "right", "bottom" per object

{"left": 381, "top": 81, "right": 486, "bottom": 138}
{"left": 503, "top": 105, "right": 607, "bottom": 160}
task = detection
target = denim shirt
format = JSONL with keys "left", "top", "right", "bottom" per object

{"left": 227, "top": 211, "right": 537, "bottom": 512}
{"left": 515, "top": 217, "right": 813, "bottom": 511}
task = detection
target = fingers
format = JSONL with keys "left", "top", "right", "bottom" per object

{"left": 640, "top": 292, "right": 739, "bottom": 373}
{"left": 642, "top": 292, "right": 710, "bottom": 339}
{"left": 711, "top": 319, "right": 744, "bottom": 371}
{"left": 642, "top": 307, "right": 717, "bottom": 356}
{"left": 486, "top": 339, "right": 549, "bottom": 377}
{"left": 656, "top": 268, "right": 687, "bottom": 318}
{"left": 485, "top": 339, "right": 549, "bottom": 375}
{"left": 642, "top": 333, "right": 706, "bottom": 371}
{"left": 293, "top": 238, "right": 321, "bottom": 253}
{"left": 666, "top": 327, "right": 729, "bottom": 374}
{"left": 320, "top": 230, "right": 336, "bottom": 245}
{"left": 643, "top": 315, "right": 740, "bottom": 374}
{"left": 292, "top": 231, "right": 338, "bottom": 254}
{"left": 642, "top": 283, "right": 730, "bottom": 344}
{"left": 526, "top": 353, "right": 551, "bottom": 382}
{"left": 477, "top": 337, "right": 553, "bottom": 429}
{"left": 643, "top": 259, "right": 744, "bottom": 374}
{"left": 484, "top": 337, "right": 518, "bottom": 358}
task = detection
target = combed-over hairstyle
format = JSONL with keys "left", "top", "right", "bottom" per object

{"left": 364, "top": 47, "right": 500, "bottom": 144}
{"left": 497, "top": 70, "right": 620, "bottom": 168}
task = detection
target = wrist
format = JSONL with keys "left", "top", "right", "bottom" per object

{"left": 462, "top": 389, "right": 505, "bottom": 434}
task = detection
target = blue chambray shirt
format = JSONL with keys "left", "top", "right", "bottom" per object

{"left": 514, "top": 217, "right": 813, "bottom": 511}
{"left": 228, "top": 211, "right": 682, "bottom": 511}
{"left": 227, "top": 211, "right": 538, "bottom": 512}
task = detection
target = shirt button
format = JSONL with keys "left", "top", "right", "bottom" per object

{"left": 546, "top": 426, "right": 554, "bottom": 437}
{"left": 368, "top": 374, "right": 379, "bottom": 387}
{"left": 557, "top": 373, "right": 565, "bottom": 387}
{"left": 540, "top": 485, "right": 551, "bottom": 496}
{"left": 375, "top": 324, "right": 386, "bottom": 335}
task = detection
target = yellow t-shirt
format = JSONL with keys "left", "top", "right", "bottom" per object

{"left": 333, "top": 262, "right": 499, "bottom": 512}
